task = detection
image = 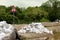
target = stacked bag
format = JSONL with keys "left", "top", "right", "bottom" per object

{"left": 18, "top": 22, "right": 53, "bottom": 34}
{"left": 0, "top": 21, "right": 16, "bottom": 40}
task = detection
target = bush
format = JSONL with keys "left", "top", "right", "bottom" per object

{"left": 40, "top": 18, "right": 50, "bottom": 22}
{"left": 0, "top": 14, "right": 20, "bottom": 24}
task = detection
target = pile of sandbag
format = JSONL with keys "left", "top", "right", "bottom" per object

{"left": 0, "top": 21, "right": 16, "bottom": 40}
{"left": 18, "top": 22, "right": 53, "bottom": 34}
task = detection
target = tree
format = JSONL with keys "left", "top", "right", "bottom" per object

{"left": 0, "top": 5, "right": 6, "bottom": 14}
{"left": 48, "top": 0, "right": 60, "bottom": 21}
{"left": 41, "top": 0, "right": 60, "bottom": 21}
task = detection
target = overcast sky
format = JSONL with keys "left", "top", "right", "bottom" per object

{"left": 0, "top": 0, "right": 48, "bottom": 8}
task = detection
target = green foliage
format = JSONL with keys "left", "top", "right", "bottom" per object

{"left": 41, "top": 0, "right": 60, "bottom": 21}
{"left": 48, "top": 0, "right": 60, "bottom": 21}
{"left": 0, "top": 0, "right": 60, "bottom": 23}
{"left": 0, "top": 13, "right": 20, "bottom": 24}
{"left": 0, "top": 5, "right": 6, "bottom": 14}
{"left": 40, "top": 18, "right": 50, "bottom": 22}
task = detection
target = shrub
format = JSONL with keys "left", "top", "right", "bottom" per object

{"left": 40, "top": 18, "right": 50, "bottom": 22}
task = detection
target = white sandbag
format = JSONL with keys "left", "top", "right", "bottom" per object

{"left": 18, "top": 22, "right": 53, "bottom": 34}
{"left": 0, "top": 21, "right": 16, "bottom": 40}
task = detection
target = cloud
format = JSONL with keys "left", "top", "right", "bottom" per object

{"left": 0, "top": 0, "right": 48, "bottom": 8}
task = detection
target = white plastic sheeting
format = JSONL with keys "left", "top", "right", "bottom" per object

{"left": 0, "top": 21, "right": 16, "bottom": 40}
{"left": 18, "top": 22, "right": 53, "bottom": 34}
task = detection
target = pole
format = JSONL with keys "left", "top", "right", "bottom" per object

{"left": 11, "top": 6, "right": 16, "bottom": 24}
{"left": 13, "top": 12, "right": 14, "bottom": 24}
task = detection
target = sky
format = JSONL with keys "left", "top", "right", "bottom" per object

{"left": 0, "top": 0, "right": 48, "bottom": 8}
